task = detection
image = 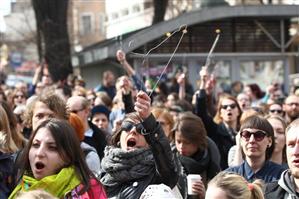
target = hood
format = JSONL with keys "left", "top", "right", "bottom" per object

{"left": 81, "top": 142, "right": 97, "bottom": 153}
{"left": 278, "top": 170, "right": 298, "bottom": 198}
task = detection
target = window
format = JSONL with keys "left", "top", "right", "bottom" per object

{"left": 81, "top": 14, "right": 92, "bottom": 35}
{"left": 132, "top": 4, "right": 141, "bottom": 13}
{"left": 121, "top": 9, "right": 129, "bottom": 16}
{"left": 111, "top": 13, "right": 119, "bottom": 20}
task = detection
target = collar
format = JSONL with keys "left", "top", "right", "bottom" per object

{"left": 85, "top": 128, "right": 93, "bottom": 137}
{"left": 244, "top": 160, "right": 269, "bottom": 181}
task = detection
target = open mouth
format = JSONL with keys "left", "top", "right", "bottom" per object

{"left": 227, "top": 113, "right": 232, "bottom": 116}
{"left": 127, "top": 138, "right": 137, "bottom": 148}
{"left": 35, "top": 162, "right": 45, "bottom": 170}
{"left": 293, "top": 159, "right": 299, "bottom": 164}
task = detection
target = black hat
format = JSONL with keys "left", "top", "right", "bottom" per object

{"left": 91, "top": 105, "right": 110, "bottom": 119}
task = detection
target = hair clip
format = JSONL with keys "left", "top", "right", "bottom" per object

{"left": 248, "top": 183, "right": 254, "bottom": 191}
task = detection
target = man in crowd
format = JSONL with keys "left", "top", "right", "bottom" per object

{"left": 67, "top": 96, "right": 107, "bottom": 159}
{"left": 265, "top": 118, "right": 299, "bottom": 198}
{"left": 283, "top": 95, "right": 299, "bottom": 124}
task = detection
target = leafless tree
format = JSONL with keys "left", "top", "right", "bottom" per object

{"left": 32, "top": 0, "right": 72, "bottom": 82}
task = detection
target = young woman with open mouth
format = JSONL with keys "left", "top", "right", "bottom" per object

{"left": 9, "top": 119, "right": 107, "bottom": 199}
{"left": 100, "top": 91, "right": 178, "bottom": 198}
{"left": 195, "top": 66, "right": 242, "bottom": 169}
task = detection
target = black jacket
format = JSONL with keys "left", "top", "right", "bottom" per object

{"left": 265, "top": 170, "right": 299, "bottom": 199}
{"left": 174, "top": 137, "right": 221, "bottom": 199}
{"left": 0, "top": 152, "right": 17, "bottom": 198}
{"left": 103, "top": 114, "right": 179, "bottom": 199}
{"left": 84, "top": 121, "right": 107, "bottom": 160}
{"left": 195, "top": 89, "right": 236, "bottom": 169}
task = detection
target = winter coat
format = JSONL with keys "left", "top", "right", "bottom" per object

{"left": 265, "top": 170, "right": 298, "bottom": 199}
{"left": 195, "top": 89, "right": 236, "bottom": 169}
{"left": 101, "top": 114, "right": 178, "bottom": 199}
{"left": 173, "top": 137, "right": 221, "bottom": 199}
{"left": 0, "top": 152, "right": 16, "bottom": 198}
{"left": 84, "top": 121, "right": 107, "bottom": 160}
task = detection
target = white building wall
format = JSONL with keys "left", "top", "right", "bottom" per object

{"left": 105, "top": 0, "right": 153, "bottom": 39}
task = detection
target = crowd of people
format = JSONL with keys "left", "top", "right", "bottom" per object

{"left": 1, "top": 49, "right": 299, "bottom": 199}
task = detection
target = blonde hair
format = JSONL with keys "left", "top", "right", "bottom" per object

{"left": 240, "top": 108, "right": 262, "bottom": 125}
{"left": 208, "top": 172, "right": 264, "bottom": 199}
{"left": 0, "top": 105, "right": 18, "bottom": 153}
{"left": 16, "top": 190, "right": 58, "bottom": 199}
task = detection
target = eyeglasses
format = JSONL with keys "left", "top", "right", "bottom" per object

{"left": 70, "top": 107, "right": 85, "bottom": 114}
{"left": 240, "top": 130, "right": 267, "bottom": 142}
{"left": 221, "top": 104, "right": 237, "bottom": 110}
{"left": 286, "top": 103, "right": 299, "bottom": 107}
{"left": 121, "top": 122, "right": 143, "bottom": 134}
{"left": 269, "top": 109, "right": 283, "bottom": 114}
{"left": 15, "top": 95, "right": 24, "bottom": 99}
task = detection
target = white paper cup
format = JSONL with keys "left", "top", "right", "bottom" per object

{"left": 187, "top": 174, "right": 202, "bottom": 195}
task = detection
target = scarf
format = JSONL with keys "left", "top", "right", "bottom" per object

{"left": 101, "top": 146, "right": 155, "bottom": 187}
{"left": 9, "top": 167, "right": 81, "bottom": 199}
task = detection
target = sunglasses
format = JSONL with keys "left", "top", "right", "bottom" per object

{"left": 269, "top": 109, "right": 282, "bottom": 114}
{"left": 221, "top": 104, "right": 237, "bottom": 110}
{"left": 240, "top": 130, "right": 267, "bottom": 142}
{"left": 15, "top": 95, "right": 24, "bottom": 99}
{"left": 70, "top": 107, "right": 85, "bottom": 114}
{"left": 121, "top": 122, "right": 143, "bottom": 134}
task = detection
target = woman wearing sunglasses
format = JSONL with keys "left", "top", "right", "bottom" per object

{"left": 100, "top": 91, "right": 178, "bottom": 198}
{"left": 195, "top": 67, "right": 242, "bottom": 169}
{"left": 226, "top": 115, "right": 285, "bottom": 183}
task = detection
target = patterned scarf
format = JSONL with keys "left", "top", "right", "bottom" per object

{"left": 9, "top": 167, "right": 81, "bottom": 199}
{"left": 101, "top": 146, "right": 155, "bottom": 187}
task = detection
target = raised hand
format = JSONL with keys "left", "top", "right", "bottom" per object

{"left": 116, "top": 50, "right": 126, "bottom": 62}
{"left": 134, "top": 91, "right": 151, "bottom": 120}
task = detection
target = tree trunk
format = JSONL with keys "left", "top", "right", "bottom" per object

{"left": 152, "top": 0, "right": 168, "bottom": 24}
{"left": 32, "top": 0, "right": 72, "bottom": 82}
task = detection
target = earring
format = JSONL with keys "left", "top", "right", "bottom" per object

{"left": 117, "top": 141, "right": 120, "bottom": 147}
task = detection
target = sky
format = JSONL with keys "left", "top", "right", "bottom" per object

{"left": 0, "top": 0, "right": 11, "bottom": 16}
{"left": 0, "top": 0, "right": 11, "bottom": 32}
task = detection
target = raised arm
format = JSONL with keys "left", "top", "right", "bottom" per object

{"left": 135, "top": 91, "right": 178, "bottom": 188}
{"left": 195, "top": 67, "right": 218, "bottom": 138}
{"left": 116, "top": 50, "right": 146, "bottom": 92}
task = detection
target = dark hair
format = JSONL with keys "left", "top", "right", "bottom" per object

{"left": 247, "top": 84, "right": 265, "bottom": 99}
{"left": 172, "top": 112, "right": 207, "bottom": 151}
{"left": 17, "top": 119, "right": 92, "bottom": 194}
{"left": 240, "top": 115, "right": 275, "bottom": 160}
{"left": 91, "top": 105, "right": 110, "bottom": 120}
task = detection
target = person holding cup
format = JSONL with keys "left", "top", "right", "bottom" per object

{"left": 172, "top": 112, "right": 221, "bottom": 198}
